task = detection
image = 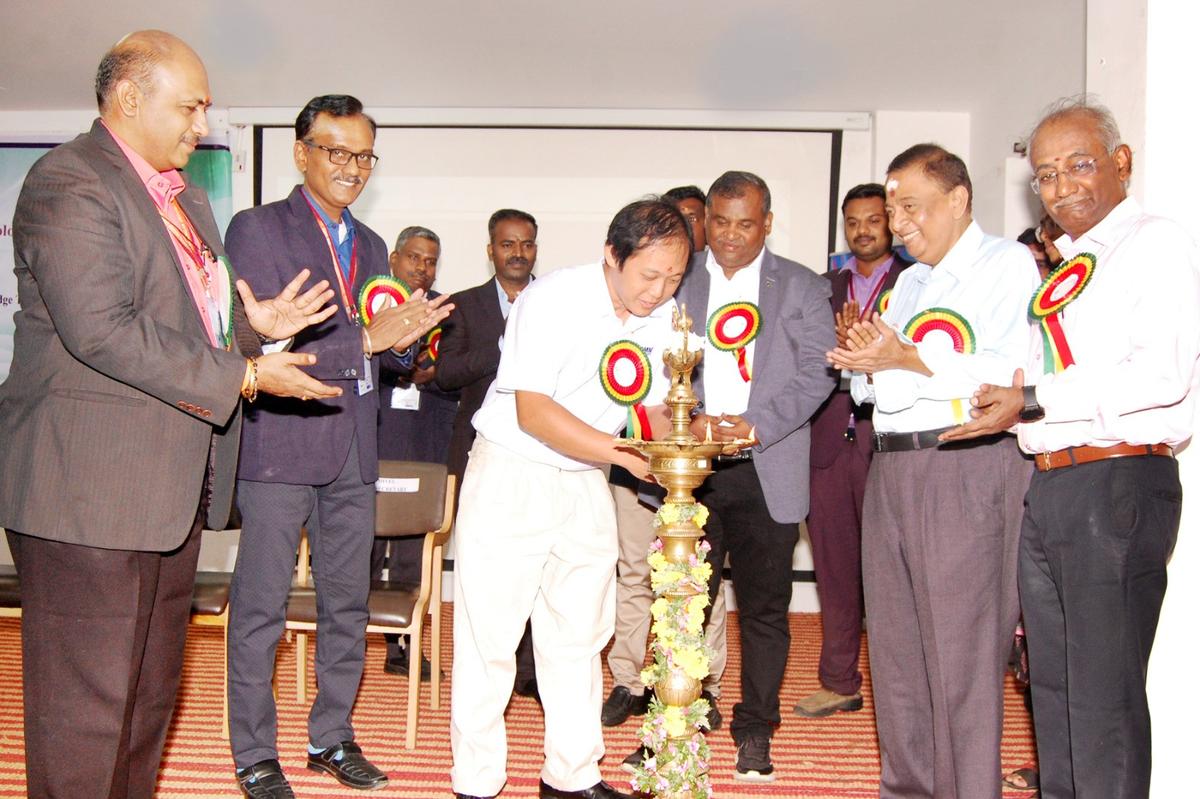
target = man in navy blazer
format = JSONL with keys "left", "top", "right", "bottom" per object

{"left": 677, "top": 172, "right": 836, "bottom": 782}
{"left": 224, "top": 95, "right": 449, "bottom": 798}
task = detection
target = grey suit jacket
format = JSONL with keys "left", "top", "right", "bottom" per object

{"left": 0, "top": 120, "right": 255, "bottom": 550}
{"left": 680, "top": 248, "right": 836, "bottom": 523}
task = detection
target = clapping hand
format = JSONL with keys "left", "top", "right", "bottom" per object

{"left": 365, "top": 290, "right": 454, "bottom": 353}
{"left": 238, "top": 268, "right": 337, "bottom": 341}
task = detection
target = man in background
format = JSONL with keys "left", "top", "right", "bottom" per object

{"left": 795, "top": 183, "right": 910, "bottom": 719}
{"left": 373, "top": 225, "right": 458, "bottom": 680}
{"left": 436, "top": 208, "right": 539, "bottom": 700}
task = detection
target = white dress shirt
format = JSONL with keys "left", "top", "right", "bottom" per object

{"left": 851, "top": 221, "right": 1040, "bottom": 433}
{"left": 472, "top": 261, "right": 677, "bottom": 470}
{"left": 1020, "top": 198, "right": 1200, "bottom": 452}
{"left": 701, "top": 247, "right": 764, "bottom": 416}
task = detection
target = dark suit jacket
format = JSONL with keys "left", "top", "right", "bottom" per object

{"left": 810, "top": 256, "right": 913, "bottom": 467}
{"left": 377, "top": 289, "right": 460, "bottom": 463}
{"left": 680, "top": 249, "right": 837, "bottom": 524}
{"left": 0, "top": 120, "right": 256, "bottom": 549}
{"left": 434, "top": 277, "right": 507, "bottom": 481}
{"left": 228, "top": 186, "right": 393, "bottom": 485}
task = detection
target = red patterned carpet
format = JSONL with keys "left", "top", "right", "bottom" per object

{"left": 0, "top": 611, "right": 1037, "bottom": 797}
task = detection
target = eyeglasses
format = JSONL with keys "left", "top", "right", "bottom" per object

{"left": 303, "top": 141, "right": 379, "bottom": 170}
{"left": 1029, "top": 156, "right": 1100, "bottom": 193}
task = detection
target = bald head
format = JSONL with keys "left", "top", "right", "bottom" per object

{"left": 95, "top": 31, "right": 212, "bottom": 171}
{"left": 96, "top": 31, "right": 199, "bottom": 112}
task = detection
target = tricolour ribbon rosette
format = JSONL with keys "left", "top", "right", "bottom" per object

{"left": 422, "top": 326, "right": 442, "bottom": 363}
{"left": 706, "top": 301, "right": 761, "bottom": 382}
{"left": 599, "top": 339, "right": 654, "bottom": 440}
{"left": 1028, "top": 253, "right": 1095, "bottom": 374}
{"left": 875, "top": 288, "right": 892, "bottom": 317}
{"left": 903, "top": 307, "right": 976, "bottom": 423}
{"left": 357, "top": 276, "right": 412, "bottom": 324}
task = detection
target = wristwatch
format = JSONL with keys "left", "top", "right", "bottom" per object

{"left": 1019, "top": 385, "right": 1045, "bottom": 422}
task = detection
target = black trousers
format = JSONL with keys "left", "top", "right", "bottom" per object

{"left": 8, "top": 509, "right": 203, "bottom": 799}
{"left": 697, "top": 459, "right": 798, "bottom": 743}
{"left": 1020, "top": 455, "right": 1181, "bottom": 799}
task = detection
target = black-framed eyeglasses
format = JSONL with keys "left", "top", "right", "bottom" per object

{"left": 303, "top": 141, "right": 379, "bottom": 170}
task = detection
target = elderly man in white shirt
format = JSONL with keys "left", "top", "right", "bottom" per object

{"left": 449, "top": 199, "right": 691, "bottom": 799}
{"left": 828, "top": 144, "right": 1040, "bottom": 799}
{"left": 943, "top": 98, "right": 1200, "bottom": 799}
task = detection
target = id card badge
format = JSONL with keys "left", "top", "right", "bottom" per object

{"left": 390, "top": 383, "right": 421, "bottom": 410}
{"left": 356, "top": 353, "right": 374, "bottom": 396}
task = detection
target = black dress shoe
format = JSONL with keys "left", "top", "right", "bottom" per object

{"left": 601, "top": 685, "right": 649, "bottom": 726}
{"left": 539, "top": 779, "right": 632, "bottom": 799}
{"left": 236, "top": 759, "right": 295, "bottom": 798}
{"left": 306, "top": 741, "right": 389, "bottom": 790}
{"left": 384, "top": 646, "right": 436, "bottom": 681}
{"left": 701, "top": 689, "right": 722, "bottom": 731}
{"left": 455, "top": 794, "right": 495, "bottom": 799}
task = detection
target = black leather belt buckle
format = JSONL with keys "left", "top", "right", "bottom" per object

{"left": 872, "top": 427, "right": 953, "bottom": 453}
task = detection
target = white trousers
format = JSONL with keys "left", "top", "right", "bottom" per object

{"left": 450, "top": 437, "right": 618, "bottom": 796}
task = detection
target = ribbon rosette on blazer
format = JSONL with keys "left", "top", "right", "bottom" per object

{"left": 357, "top": 275, "right": 411, "bottom": 324}
{"left": 599, "top": 339, "right": 654, "bottom": 440}
{"left": 902, "top": 307, "right": 976, "bottom": 423}
{"left": 1028, "top": 253, "right": 1096, "bottom": 373}
{"left": 706, "top": 301, "right": 761, "bottom": 382}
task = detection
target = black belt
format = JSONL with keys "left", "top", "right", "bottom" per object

{"left": 871, "top": 427, "right": 955, "bottom": 453}
{"left": 714, "top": 451, "right": 753, "bottom": 463}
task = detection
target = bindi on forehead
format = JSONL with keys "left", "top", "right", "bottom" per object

{"left": 885, "top": 178, "right": 899, "bottom": 196}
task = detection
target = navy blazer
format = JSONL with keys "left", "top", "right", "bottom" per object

{"left": 228, "top": 186, "right": 394, "bottom": 485}
{"left": 679, "top": 249, "right": 836, "bottom": 524}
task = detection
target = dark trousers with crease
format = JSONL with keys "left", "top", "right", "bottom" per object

{"left": 698, "top": 459, "right": 798, "bottom": 744}
{"left": 863, "top": 436, "right": 1029, "bottom": 799}
{"left": 1020, "top": 455, "right": 1180, "bottom": 799}
{"left": 227, "top": 436, "right": 374, "bottom": 768}
{"left": 8, "top": 506, "right": 203, "bottom": 799}
{"left": 807, "top": 438, "right": 869, "bottom": 695}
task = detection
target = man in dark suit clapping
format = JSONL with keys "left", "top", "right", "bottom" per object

{"left": 224, "top": 95, "right": 450, "bottom": 797}
{"left": 0, "top": 31, "right": 341, "bottom": 798}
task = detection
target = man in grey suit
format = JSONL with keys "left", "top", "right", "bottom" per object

{"left": 0, "top": 31, "right": 340, "bottom": 798}
{"left": 680, "top": 171, "right": 836, "bottom": 782}
{"left": 224, "top": 95, "right": 450, "bottom": 798}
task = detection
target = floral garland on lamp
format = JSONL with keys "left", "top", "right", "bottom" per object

{"left": 631, "top": 502, "right": 716, "bottom": 799}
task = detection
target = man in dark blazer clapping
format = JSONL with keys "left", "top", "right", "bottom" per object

{"left": 224, "top": 95, "right": 450, "bottom": 797}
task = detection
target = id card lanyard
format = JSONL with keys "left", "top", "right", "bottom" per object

{"left": 302, "top": 195, "right": 373, "bottom": 395}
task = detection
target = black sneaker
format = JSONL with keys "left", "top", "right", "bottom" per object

{"left": 620, "top": 746, "right": 651, "bottom": 774}
{"left": 236, "top": 759, "right": 295, "bottom": 798}
{"left": 601, "top": 685, "right": 650, "bottom": 726}
{"left": 733, "top": 735, "right": 775, "bottom": 783}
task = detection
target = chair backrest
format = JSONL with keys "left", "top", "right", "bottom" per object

{"left": 375, "top": 461, "right": 450, "bottom": 537}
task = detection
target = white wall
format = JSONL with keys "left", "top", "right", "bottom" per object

{"left": 1138, "top": 2, "right": 1200, "bottom": 796}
